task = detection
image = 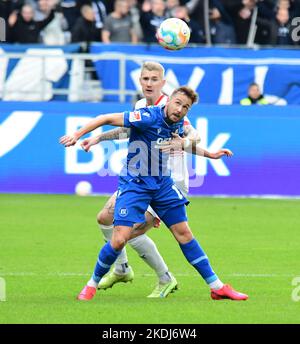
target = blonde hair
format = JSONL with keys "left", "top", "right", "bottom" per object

{"left": 141, "top": 61, "right": 165, "bottom": 78}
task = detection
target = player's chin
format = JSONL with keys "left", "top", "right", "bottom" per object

{"left": 170, "top": 115, "right": 181, "bottom": 122}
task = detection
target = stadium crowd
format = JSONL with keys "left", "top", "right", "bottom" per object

{"left": 1, "top": 0, "right": 299, "bottom": 46}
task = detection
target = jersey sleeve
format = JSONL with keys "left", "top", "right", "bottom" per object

{"left": 123, "top": 107, "right": 155, "bottom": 131}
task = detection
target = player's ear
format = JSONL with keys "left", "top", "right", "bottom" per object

{"left": 162, "top": 79, "right": 166, "bottom": 87}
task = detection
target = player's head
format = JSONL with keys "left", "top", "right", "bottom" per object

{"left": 248, "top": 82, "right": 262, "bottom": 100}
{"left": 139, "top": 61, "right": 166, "bottom": 103}
{"left": 166, "top": 86, "right": 198, "bottom": 123}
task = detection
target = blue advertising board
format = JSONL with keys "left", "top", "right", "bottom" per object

{"left": 0, "top": 101, "right": 299, "bottom": 196}
{"left": 90, "top": 43, "right": 300, "bottom": 105}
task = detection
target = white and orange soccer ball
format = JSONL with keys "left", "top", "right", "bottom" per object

{"left": 157, "top": 18, "right": 190, "bottom": 51}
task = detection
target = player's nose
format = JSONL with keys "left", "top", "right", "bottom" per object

{"left": 176, "top": 105, "right": 182, "bottom": 113}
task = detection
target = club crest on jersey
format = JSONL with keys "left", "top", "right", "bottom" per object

{"left": 119, "top": 208, "right": 128, "bottom": 217}
{"left": 129, "top": 110, "right": 141, "bottom": 122}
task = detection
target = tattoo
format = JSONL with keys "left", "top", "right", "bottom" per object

{"left": 99, "top": 127, "right": 131, "bottom": 142}
{"left": 104, "top": 201, "right": 115, "bottom": 214}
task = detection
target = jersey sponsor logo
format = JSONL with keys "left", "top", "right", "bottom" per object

{"left": 129, "top": 110, "right": 141, "bottom": 122}
{"left": 156, "top": 137, "right": 171, "bottom": 145}
{"left": 119, "top": 208, "right": 128, "bottom": 217}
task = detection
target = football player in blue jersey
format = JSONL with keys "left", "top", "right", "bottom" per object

{"left": 60, "top": 86, "right": 248, "bottom": 301}
{"left": 79, "top": 62, "right": 188, "bottom": 298}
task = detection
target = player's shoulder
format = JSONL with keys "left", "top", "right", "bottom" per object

{"left": 155, "top": 94, "right": 169, "bottom": 106}
{"left": 135, "top": 98, "right": 147, "bottom": 110}
{"left": 134, "top": 94, "right": 169, "bottom": 110}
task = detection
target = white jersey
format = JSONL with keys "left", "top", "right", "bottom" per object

{"left": 134, "top": 95, "right": 189, "bottom": 197}
{"left": 134, "top": 94, "right": 168, "bottom": 110}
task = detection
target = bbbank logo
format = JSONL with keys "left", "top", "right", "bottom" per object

{"left": 0, "top": 111, "right": 43, "bottom": 158}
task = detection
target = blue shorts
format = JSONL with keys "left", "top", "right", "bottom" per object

{"left": 114, "top": 176, "right": 189, "bottom": 228}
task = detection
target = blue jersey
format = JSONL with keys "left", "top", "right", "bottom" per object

{"left": 122, "top": 105, "right": 184, "bottom": 189}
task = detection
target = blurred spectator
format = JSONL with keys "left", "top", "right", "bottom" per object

{"left": 140, "top": 0, "right": 167, "bottom": 43}
{"left": 3, "top": 0, "right": 300, "bottom": 47}
{"left": 0, "top": 0, "right": 25, "bottom": 21}
{"left": 128, "top": 0, "right": 144, "bottom": 41}
{"left": 180, "top": 0, "right": 202, "bottom": 22}
{"left": 8, "top": 3, "right": 55, "bottom": 43}
{"left": 0, "top": 0, "right": 25, "bottom": 39}
{"left": 60, "top": 0, "right": 79, "bottom": 29}
{"left": 268, "top": 0, "right": 300, "bottom": 45}
{"left": 223, "top": 0, "right": 257, "bottom": 44}
{"left": 82, "top": 1, "right": 107, "bottom": 34}
{"left": 174, "top": 5, "right": 205, "bottom": 43}
{"left": 223, "top": 0, "right": 276, "bottom": 45}
{"left": 240, "top": 82, "right": 268, "bottom": 105}
{"left": 71, "top": 4, "right": 100, "bottom": 42}
{"left": 102, "top": 0, "right": 138, "bottom": 43}
{"left": 180, "top": 0, "right": 236, "bottom": 44}
{"left": 209, "top": 0, "right": 236, "bottom": 44}
{"left": 35, "top": 0, "right": 69, "bottom": 45}
{"left": 165, "top": 0, "right": 180, "bottom": 17}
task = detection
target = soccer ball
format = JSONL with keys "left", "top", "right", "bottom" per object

{"left": 157, "top": 18, "right": 190, "bottom": 51}
{"left": 75, "top": 181, "right": 92, "bottom": 196}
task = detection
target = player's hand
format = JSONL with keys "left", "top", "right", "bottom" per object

{"left": 157, "top": 133, "right": 184, "bottom": 154}
{"left": 212, "top": 149, "right": 233, "bottom": 159}
{"left": 81, "top": 137, "right": 100, "bottom": 152}
{"left": 59, "top": 134, "right": 78, "bottom": 147}
{"left": 153, "top": 217, "right": 161, "bottom": 228}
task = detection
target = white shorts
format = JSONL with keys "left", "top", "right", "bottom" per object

{"left": 169, "top": 153, "right": 189, "bottom": 198}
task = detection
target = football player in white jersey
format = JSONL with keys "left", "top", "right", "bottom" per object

{"left": 80, "top": 61, "right": 200, "bottom": 298}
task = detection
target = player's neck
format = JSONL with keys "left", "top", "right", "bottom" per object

{"left": 146, "top": 94, "right": 163, "bottom": 106}
{"left": 146, "top": 97, "right": 154, "bottom": 106}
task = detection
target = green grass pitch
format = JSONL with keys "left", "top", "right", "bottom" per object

{"left": 0, "top": 194, "right": 300, "bottom": 324}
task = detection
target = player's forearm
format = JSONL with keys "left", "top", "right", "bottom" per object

{"left": 192, "top": 146, "right": 217, "bottom": 159}
{"left": 98, "top": 127, "right": 130, "bottom": 142}
{"left": 75, "top": 114, "right": 124, "bottom": 139}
